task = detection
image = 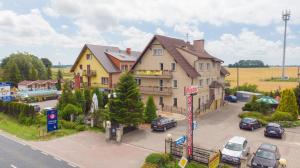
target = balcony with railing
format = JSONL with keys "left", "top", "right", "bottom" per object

{"left": 134, "top": 70, "right": 172, "bottom": 78}
{"left": 82, "top": 70, "right": 97, "bottom": 77}
{"left": 139, "top": 86, "right": 172, "bottom": 95}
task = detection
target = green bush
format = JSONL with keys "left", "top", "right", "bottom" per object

{"left": 61, "top": 120, "right": 76, "bottom": 129}
{"left": 186, "top": 161, "right": 207, "bottom": 168}
{"left": 144, "top": 96, "right": 157, "bottom": 123}
{"left": 271, "top": 111, "right": 294, "bottom": 121}
{"left": 277, "top": 89, "right": 299, "bottom": 120}
{"left": 239, "top": 112, "right": 270, "bottom": 126}
{"left": 75, "top": 114, "right": 85, "bottom": 124}
{"left": 75, "top": 125, "right": 85, "bottom": 131}
{"left": 242, "top": 101, "right": 271, "bottom": 114}
{"left": 61, "top": 104, "right": 82, "bottom": 121}
{"left": 145, "top": 153, "right": 171, "bottom": 166}
{"left": 141, "top": 163, "right": 158, "bottom": 168}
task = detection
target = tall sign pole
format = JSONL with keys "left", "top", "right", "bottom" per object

{"left": 281, "top": 9, "right": 291, "bottom": 80}
{"left": 184, "top": 86, "right": 198, "bottom": 160}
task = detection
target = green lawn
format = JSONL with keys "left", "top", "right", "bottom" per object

{"left": 0, "top": 113, "right": 79, "bottom": 141}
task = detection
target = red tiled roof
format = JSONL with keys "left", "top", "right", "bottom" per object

{"left": 132, "top": 35, "right": 200, "bottom": 78}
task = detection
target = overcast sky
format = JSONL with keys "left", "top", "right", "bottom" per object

{"left": 0, "top": 0, "right": 299, "bottom": 65}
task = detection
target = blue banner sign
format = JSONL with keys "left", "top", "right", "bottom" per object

{"left": 47, "top": 108, "right": 58, "bottom": 132}
{"left": 0, "top": 82, "right": 12, "bottom": 102}
{"left": 175, "top": 136, "right": 186, "bottom": 145}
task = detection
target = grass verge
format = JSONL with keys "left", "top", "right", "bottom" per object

{"left": 0, "top": 113, "right": 79, "bottom": 141}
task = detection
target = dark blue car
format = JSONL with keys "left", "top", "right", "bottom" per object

{"left": 264, "top": 123, "right": 285, "bottom": 139}
{"left": 225, "top": 95, "right": 237, "bottom": 103}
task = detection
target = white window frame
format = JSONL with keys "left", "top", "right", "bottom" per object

{"left": 101, "top": 77, "right": 109, "bottom": 85}
{"left": 171, "top": 63, "right": 176, "bottom": 71}
{"left": 135, "top": 78, "right": 141, "bottom": 85}
{"left": 199, "top": 79, "right": 203, "bottom": 87}
{"left": 173, "top": 80, "right": 178, "bottom": 88}
{"left": 198, "top": 63, "right": 203, "bottom": 71}
{"left": 173, "top": 98, "right": 178, "bottom": 107}
{"left": 153, "top": 48, "right": 163, "bottom": 56}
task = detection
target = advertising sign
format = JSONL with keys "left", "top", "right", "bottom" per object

{"left": 47, "top": 109, "right": 58, "bottom": 132}
{"left": 0, "top": 82, "right": 12, "bottom": 102}
{"left": 184, "top": 86, "right": 198, "bottom": 95}
{"left": 187, "top": 95, "right": 193, "bottom": 156}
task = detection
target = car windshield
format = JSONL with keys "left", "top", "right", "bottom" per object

{"left": 255, "top": 149, "right": 275, "bottom": 160}
{"left": 267, "top": 126, "right": 280, "bottom": 132}
{"left": 225, "top": 142, "right": 243, "bottom": 151}
{"left": 242, "top": 118, "right": 253, "bottom": 123}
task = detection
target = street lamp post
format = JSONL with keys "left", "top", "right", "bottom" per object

{"left": 281, "top": 10, "right": 291, "bottom": 80}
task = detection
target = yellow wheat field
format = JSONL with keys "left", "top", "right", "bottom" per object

{"left": 226, "top": 67, "right": 299, "bottom": 92}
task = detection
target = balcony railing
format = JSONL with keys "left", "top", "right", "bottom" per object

{"left": 134, "top": 70, "right": 172, "bottom": 78}
{"left": 82, "top": 70, "right": 97, "bottom": 77}
{"left": 139, "top": 86, "right": 172, "bottom": 95}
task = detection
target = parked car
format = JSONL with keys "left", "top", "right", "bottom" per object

{"left": 251, "top": 143, "right": 281, "bottom": 168}
{"left": 30, "top": 104, "right": 41, "bottom": 113}
{"left": 239, "top": 118, "right": 261, "bottom": 131}
{"left": 151, "top": 117, "right": 177, "bottom": 131}
{"left": 264, "top": 123, "right": 285, "bottom": 139}
{"left": 224, "top": 95, "right": 238, "bottom": 103}
{"left": 221, "top": 136, "right": 250, "bottom": 166}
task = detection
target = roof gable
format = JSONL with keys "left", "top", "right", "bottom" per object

{"left": 132, "top": 35, "right": 200, "bottom": 78}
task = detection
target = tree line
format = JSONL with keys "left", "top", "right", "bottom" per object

{"left": 0, "top": 52, "right": 53, "bottom": 83}
{"left": 228, "top": 60, "right": 268, "bottom": 68}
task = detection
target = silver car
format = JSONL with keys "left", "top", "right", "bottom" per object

{"left": 221, "top": 136, "right": 250, "bottom": 165}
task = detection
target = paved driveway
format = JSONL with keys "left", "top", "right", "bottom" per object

{"left": 123, "top": 102, "right": 300, "bottom": 167}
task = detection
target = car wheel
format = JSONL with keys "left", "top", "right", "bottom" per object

{"left": 164, "top": 126, "right": 167, "bottom": 132}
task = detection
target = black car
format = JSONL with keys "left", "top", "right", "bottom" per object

{"left": 224, "top": 95, "right": 237, "bottom": 103}
{"left": 151, "top": 117, "right": 177, "bottom": 131}
{"left": 264, "top": 123, "right": 284, "bottom": 139}
{"left": 239, "top": 118, "right": 261, "bottom": 131}
{"left": 251, "top": 143, "right": 281, "bottom": 168}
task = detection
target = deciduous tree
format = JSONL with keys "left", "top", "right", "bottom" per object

{"left": 277, "top": 89, "right": 299, "bottom": 120}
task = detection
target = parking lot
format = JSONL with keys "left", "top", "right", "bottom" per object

{"left": 123, "top": 102, "right": 300, "bottom": 167}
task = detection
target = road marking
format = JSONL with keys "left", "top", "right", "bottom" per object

{"left": 54, "top": 156, "right": 61, "bottom": 161}
{"left": 11, "top": 164, "right": 17, "bottom": 168}
{"left": 68, "top": 163, "right": 77, "bottom": 167}
{"left": 41, "top": 151, "right": 48, "bottom": 156}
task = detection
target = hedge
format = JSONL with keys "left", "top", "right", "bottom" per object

{"left": 0, "top": 101, "right": 35, "bottom": 118}
{"left": 271, "top": 111, "right": 294, "bottom": 121}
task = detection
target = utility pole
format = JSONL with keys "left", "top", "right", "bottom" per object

{"left": 236, "top": 63, "right": 239, "bottom": 91}
{"left": 298, "top": 66, "right": 300, "bottom": 86}
{"left": 281, "top": 9, "right": 291, "bottom": 80}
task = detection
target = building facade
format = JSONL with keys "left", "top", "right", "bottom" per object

{"left": 131, "top": 35, "right": 230, "bottom": 114}
{"left": 70, "top": 44, "right": 140, "bottom": 89}
{"left": 18, "top": 80, "right": 58, "bottom": 91}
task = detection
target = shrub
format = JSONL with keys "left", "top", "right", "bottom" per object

{"left": 61, "top": 120, "right": 76, "bottom": 129}
{"left": 75, "top": 125, "right": 85, "bottom": 131}
{"left": 75, "top": 114, "right": 85, "bottom": 124}
{"left": 61, "top": 104, "right": 82, "bottom": 121}
{"left": 141, "top": 163, "right": 158, "bottom": 168}
{"left": 239, "top": 112, "right": 270, "bottom": 126}
{"left": 145, "top": 153, "right": 170, "bottom": 166}
{"left": 271, "top": 111, "right": 294, "bottom": 121}
{"left": 242, "top": 101, "right": 271, "bottom": 114}
{"left": 277, "top": 89, "right": 299, "bottom": 120}
{"left": 186, "top": 161, "right": 207, "bottom": 168}
{"left": 144, "top": 96, "right": 157, "bottom": 123}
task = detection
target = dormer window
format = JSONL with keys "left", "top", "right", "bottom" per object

{"left": 153, "top": 48, "right": 163, "bottom": 56}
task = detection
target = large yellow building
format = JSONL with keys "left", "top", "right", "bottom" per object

{"left": 70, "top": 44, "right": 140, "bottom": 89}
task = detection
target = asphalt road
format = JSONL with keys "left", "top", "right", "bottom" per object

{"left": 122, "top": 102, "right": 300, "bottom": 167}
{"left": 0, "top": 134, "right": 76, "bottom": 168}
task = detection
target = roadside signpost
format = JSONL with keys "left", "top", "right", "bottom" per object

{"left": 184, "top": 86, "right": 198, "bottom": 159}
{"left": 193, "top": 121, "right": 197, "bottom": 130}
{"left": 0, "top": 82, "right": 12, "bottom": 102}
{"left": 47, "top": 108, "right": 58, "bottom": 132}
{"left": 175, "top": 136, "right": 186, "bottom": 145}
{"left": 178, "top": 156, "right": 188, "bottom": 168}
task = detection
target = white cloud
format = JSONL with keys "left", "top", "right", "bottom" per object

{"left": 46, "top": 0, "right": 300, "bottom": 27}
{"left": 174, "top": 24, "right": 204, "bottom": 40}
{"left": 118, "top": 26, "right": 153, "bottom": 51}
{"left": 155, "top": 28, "right": 165, "bottom": 35}
{"left": 206, "top": 30, "right": 300, "bottom": 65}
{"left": 42, "top": 7, "right": 59, "bottom": 17}
{"left": 0, "top": 9, "right": 105, "bottom": 48}
{"left": 61, "top": 24, "right": 68, "bottom": 30}
{"left": 276, "top": 26, "right": 296, "bottom": 39}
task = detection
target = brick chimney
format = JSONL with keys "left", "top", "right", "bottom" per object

{"left": 193, "top": 40, "right": 204, "bottom": 52}
{"left": 126, "top": 48, "right": 131, "bottom": 55}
